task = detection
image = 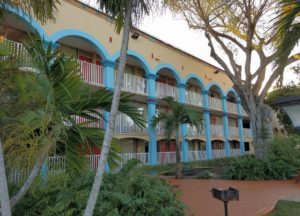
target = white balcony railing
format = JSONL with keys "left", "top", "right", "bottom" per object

{"left": 187, "top": 125, "right": 205, "bottom": 137}
{"left": 212, "top": 149, "right": 225, "bottom": 159}
{"left": 186, "top": 90, "right": 203, "bottom": 107}
{"left": 188, "top": 151, "right": 206, "bottom": 161}
{"left": 230, "top": 149, "right": 240, "bottom": 157}
{"left": 211, "top": 124, "right": 224, "bottom": 138}
{"left": 227, "top": 101, "right": 238, "bottom": 114}
{"left": 209, "top": 97, "right": 223, "bottom": 111}
{"left": 115, "top": 113, "right": 147, "bottom": 134}
{"left": 120, "top": 72, "right": 147, "bottom": 95}
{"left": 74, "top": 110, "right": 104, "bottom": 128}
{"left": 229, "top": 126, "right": 239, "bottom": 138}
{"left": 244, "top": 128, "right": 252, "bottom": 139}
{"left": 3, "top": 39, "right": 29, "bottom": 59}
{"left": 79, "top": 60, "right": 104, "bottom": 87}
{"left": 119, "top": 153, "right": 149, "bottom": 165}
{"left": 156, "top": 82, "right": 178, "bottom": 99}
{"left": 157, "top": 152, "right": 177, "bottom": 164}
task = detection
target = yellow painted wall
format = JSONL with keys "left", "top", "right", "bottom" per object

{"left": 41, "top": 0, "right": 233, "bottom": 90}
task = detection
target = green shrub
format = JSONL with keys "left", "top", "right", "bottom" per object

{"left": 225, "top": 155, "right": 295, "bottom": 180}
{"left": 13, "top": 160, "right": 186, "bottom": 216}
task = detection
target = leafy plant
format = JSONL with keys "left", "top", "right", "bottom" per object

{"left": 13, "top": 160, "right": 186, "bottom": 216}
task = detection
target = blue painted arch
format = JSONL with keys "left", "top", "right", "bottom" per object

{"left": 153, "top": 64, "right": 183, "bottom": 84}
{"left": 2, "top": 5, "right": 49, "bottom": 41}
{"left": 184, "top": 74, "right": 206, "bottom": 90}
{"left": 111, "top": 50, "right": 152, "bottom": 75}
{"left": 206, "top": 82, "right": 225, "bottom": 97}
{"left": 49, "top": 29, "right": 110, "bottom": 60}
{"left": 225, "top": 88, "right": 241, "bottom": 102}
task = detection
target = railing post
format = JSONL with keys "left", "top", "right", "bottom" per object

{"left": 178, "top": 83, "right": 189, "bottom": 162}
{"left": 203, "top": 90, "right": 212, "bottom": 159}
{"left": 102, "top": 60, "right": 116, "bottom": 91}
{"left": 146, "top": 74, "right": 158, "bottom": 165}
{"left": 221, "top": 96, "right": 231, "bottom": 157}
{"left": 237, "top": 100, "right": 245, "bottom": 155}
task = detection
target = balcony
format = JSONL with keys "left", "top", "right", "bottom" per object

{"left": 115, "top": 72, "right": 147, "bottom": 95}
{"left": 209, "top": 97, "right": 223, "bottom": 111}
{"left": 229, "top": 126, "right": 239, "bottom": 138}
{"left": 211, "top": 124, "right": 224, "bottom": 138}
{"left": 227, "top": 101, "right": 238, "bottom": 114}
{"left": 230, "top": 149, "right": 240, "bottom": 157}
{"left": 115, "top": 113, "right": 147, "bottom": 134}
{"left": 187, "top": 125, "right": 205, "bottom": 137}
{"left": 157, "top": 152, "right": 176, "bottom": 164}
{"left": 186, "top": 90, "right": 203, "bottom": 107}
{"left": 79, "top": 60, "right": 104, "bottom": 87}
{"left": 73, "top": 111, "right": 104, "bottom": 128}
{"left": 156, "top": 82, "right": 178, "bottom": 99}
{"left": 244, "top": 128, "right": 252, "bottom": 139}
{"left": 212, "top": 149, "right": 225, "bottom": 158}
{"left": 188, "top": 150, "right": 206, "bottom": 161}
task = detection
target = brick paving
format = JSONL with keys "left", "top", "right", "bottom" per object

{"left": 169, "top": 179, "right": 300, "bottom": 216}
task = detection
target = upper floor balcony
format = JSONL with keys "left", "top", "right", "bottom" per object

{"left": 229, "top": 126, "right": 239, "bottom": 138}
{"left": 156, "top": 82, "right": 178, "bottom": 99}
{"left": 211, "top": 124, "right": 224, "bottom": 138}
{"left": 115, "top": 112, "right": 147, "bottom": 134}
{"left": 115, "top": 71, "right": 147, "bottom": 96}
{"left": 209, "top": 97, "right": 223, "bottom": 111}
{"left": 187, "top": 125, "right": 205, "bottom": 137}
{"left": 186, "top": 90, "right": 203, "bottom": 107}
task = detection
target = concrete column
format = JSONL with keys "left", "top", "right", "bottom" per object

{"left": 102, "top": 59, "right": 116, "bottom": 91}
{"left": 178, "top": 83, "right": 188, "bottom": 162}
{"left": 221, "top": 96, "right": 230, "bottom": 157}
{"left": 146, "top": 74, "right": 158, "bottom": 165}
{"left": 202, "top": 90, "right": 212, "bottom": 159}
{"left": 237, "top": 100, "right": 245, "bottom": 155}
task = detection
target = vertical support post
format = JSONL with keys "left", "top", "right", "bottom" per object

{"left": 102, "top": 59, "right": 116, "bottom": 172}
{"left": 102, "top": 60, "right": 116, "bottom": 91}
{"left": 221, "top": 96, "right": 230, "bottom": 157}
{"left": 203, "top": 90, "right": 212, "bottom": 159}
{"left": 146, "top": 74, "right": 158, "bottom": 165}
{"left": 178, "top": 83, "right": 188, "bottom": 162}
{"left": 237, "top": 100, "right": 245, "bottom": 155}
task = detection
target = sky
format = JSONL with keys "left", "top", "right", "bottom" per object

{"left": 81, "top": 0, "right": 298, "bottom": 87}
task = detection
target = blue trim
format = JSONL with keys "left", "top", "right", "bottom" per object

{"left": 102, "top": 60, "right": 116, "bottom": 67}
{"left": 153, "top": 64, "right": 183, "bottom": 84}
{"left": 222, "top": 115, "right": 231, "bottom": 157}
{"left": 222, "top": 112, "right": 228, "bottom": 117}
{"left": 111, "top": 50, "right": 152, "bottom": 75}
{"left": 103, "top": 62, "right": 115, "bottom": 90}
{"left": 178, "top": 84, "right": 186, "bottom": 104}
{"left": 203, "top": 112, "right": 212, "bottom": 159}
{"left": 225, "top": 88, "right": 240, "bottom": 102}
{"left": 181, "top": 124, "right": 189, "bottom": 162}
{"left": 146, "top": 73, "right": 158, "bottom": 80}
{"left": 148, "top": 102, "right": 157, "bottom": 165}
{"left": 2, "top": 4, "right": 49, "bottom": 40}
{"left": 184, "top": 74, "right": 206, "bottom": 90}
{"left": 207, "top": 82, "right": 225, "bottom": 97}
{"left": 49, "top": 29, "right": 110, "bottom": 60}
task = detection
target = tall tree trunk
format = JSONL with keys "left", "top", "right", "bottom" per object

{"left": 0, "top": 138, "right": 11, "bottom": 216}
{"left": 83, "top": 2, "right": 133, "bottom": 216}
{"left": 9, "top": 143, "right": 51, "bottom": 208}
{"left": 247, "top": 102, "right": 273, "bottom": 159}
{"left": 175, "top": 127, "right": 182, "bottom": 179}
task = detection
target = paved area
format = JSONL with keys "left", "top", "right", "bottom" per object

{"left": 169, "top": 179, "right": 300, "bottom": 216}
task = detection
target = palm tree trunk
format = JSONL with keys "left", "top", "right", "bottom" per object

{"left": 0, "top": 138, "right": 12, "bottom": 216}
{"left": 175, "top": 127, "right": 182, "bottom": 179}
{"left": 83, "top": 2, "right": 133, "bottom": 216}
{"left": 9, "top": 143, "right": 51, "bottom": 208}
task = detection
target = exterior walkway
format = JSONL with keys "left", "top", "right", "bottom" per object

{"left": 170, "top": 179, "right": 300, "bottom": 216}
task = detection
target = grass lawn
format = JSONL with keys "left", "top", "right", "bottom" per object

{"left": 270, "top": 201, "right": 300, "bottom": 216}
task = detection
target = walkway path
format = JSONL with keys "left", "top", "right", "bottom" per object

{"left": 170, "top": 179, "right": 300, "bottom": 216}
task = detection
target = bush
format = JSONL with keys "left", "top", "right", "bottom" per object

{"left": 226, "top": 155, "right": 296, "bottom": 180}
{"left": 13, "top": 160, "right": 186, "bottom": 216}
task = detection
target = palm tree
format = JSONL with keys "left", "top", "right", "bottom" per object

{"left": 274, "top": 0, "right": 300, "bottom": 84}
{"left": 0, "top": 0, "right": 60, "bottom": 24}
{"left": 84, "top": 1, "right": 157, "bottom": 215}
{"left": 0, "top": 37, "right": 146, "bottom": 214}
{"left": 151, "top": 96, "right": 203, "bottom": 179}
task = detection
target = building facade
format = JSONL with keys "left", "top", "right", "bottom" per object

{"left": 1, "top": 0, "right": 253, "bottom": 166}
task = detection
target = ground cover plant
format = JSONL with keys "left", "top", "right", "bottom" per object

{"left": 12, "top": 160, "right": 186, "bottom": 216}
{"left": 225, "top": 135, "right": 300, "bottom": 180}
{"left": 270, "top": 200, "right": 300, "bottom": 216}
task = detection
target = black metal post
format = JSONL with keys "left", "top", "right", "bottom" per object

{"left": 223, "top": 201, "right": 228, "bottom": 216}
